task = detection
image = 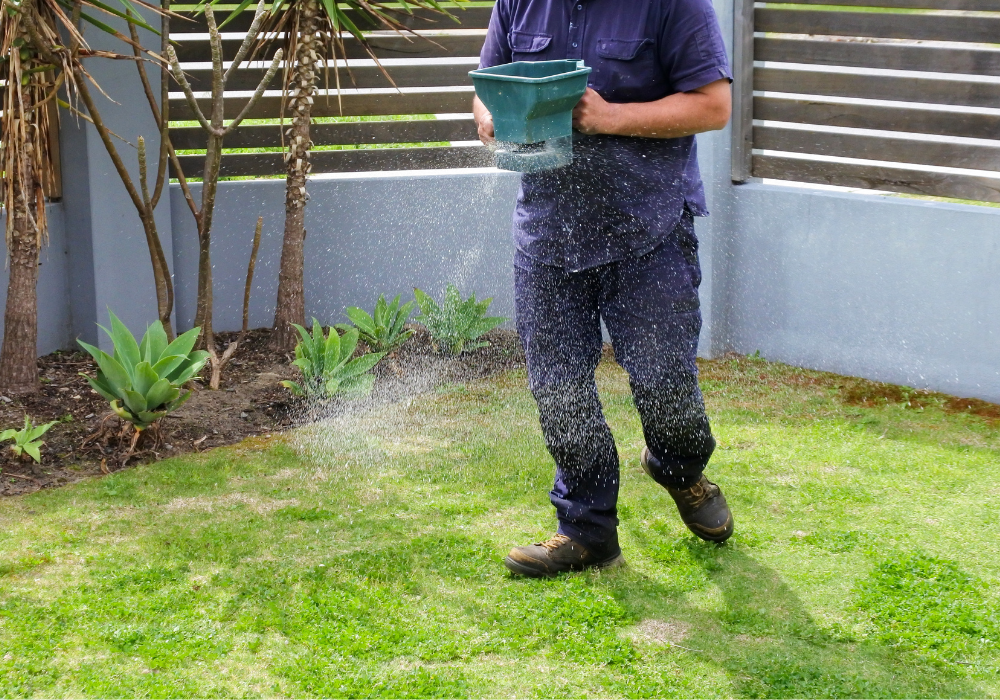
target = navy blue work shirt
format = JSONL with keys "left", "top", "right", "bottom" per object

{"left": 479, "top": 0, "right": 732, "bottom": 271}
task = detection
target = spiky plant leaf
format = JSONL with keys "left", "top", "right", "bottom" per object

{"left": 143, "top": 321, "right": 170, "bottom": 364}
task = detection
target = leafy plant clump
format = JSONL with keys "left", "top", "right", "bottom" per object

{"left": 413, "top": 285, "right": 507, "bottom": 355}
{"left": 77, "top": 313, "right": 210, "bottom": 430}
{"left": 0, "top": 416, "right": 57, "bottom": 463}
{"left": 282, "top": 320, "right": 385, "bottom": 399}
{"left": 336, "top": 294, "right": 415, "bottom": 354}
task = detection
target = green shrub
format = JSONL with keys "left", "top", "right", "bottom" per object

{"left": 282, "top": 320, "right": 385, "bottom": 399}
{"left": 336, "top": 294, "right": 415, "bottom": 354}
{"left": 413, "top": 284, "right": 506, "bottom": 355}
{"left": 0, "top": 416, "right": 57, "bottom": 463}
{"left": 77, "top": 313, "right": 209, "bottom": 430}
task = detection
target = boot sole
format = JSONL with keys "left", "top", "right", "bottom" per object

{"left": 503, "top": 552, "right": 626, "bottom": 578}
{"left": 688, "top": 517, "right": 734, "bottom": 543}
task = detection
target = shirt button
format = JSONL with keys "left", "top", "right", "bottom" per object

{"left": 576, "top": 4, "right": 582, "bottom": 8}
{"left": 572, "top": 42, "right": 578, "bottom": 47}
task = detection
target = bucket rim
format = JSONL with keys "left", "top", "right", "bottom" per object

{"left": 469, "top": 60, "right": 592, "bottom": 84}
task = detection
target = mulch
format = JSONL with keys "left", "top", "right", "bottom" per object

{"left": 0, "top": 326, "right": 525, "bottom": 497}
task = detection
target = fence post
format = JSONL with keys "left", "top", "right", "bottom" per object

{"left": 731, "top": 0, "right": 754, "bottom": 182}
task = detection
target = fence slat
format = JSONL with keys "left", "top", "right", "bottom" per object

{"left": 170, "top": 116, "right": 477, "bottom": 150}
{"left": 755, "top": 124, "right": 1000, "bottom": 171}
{"left": 756, "top": 37, "right": 1000, "bottom": 77}
{"left": 169, "top": 86, "right": 475, "bottom": 120}
{"left": 172, "top": 30, "right": 487, "bottom": 62}
{"left": 754, "top": 95, "right": 1000, "bottom": 140}
{"left": 760, "top": 0, "right": 1000, "bottom": 10}
{"left": 755, "top": 8, "right": 1000, "bottom": 44}
{"left": 172, "top": 144, "right": 490, "bottom": 177}
{"left": 183, "top": 60, "right": 476, "bottom": 92}
{"left": 174, "top": 5, "right": 495, "bottom": 33}
{"left": 752, "top": 154, "right": 1000, "bottom": 202}
{"left": 755, "top": 65, "right": 1000, "bottom": 108}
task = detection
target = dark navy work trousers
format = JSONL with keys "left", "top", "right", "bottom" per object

{"left": 514, "top": 212, "right": 716, "bottom": 556}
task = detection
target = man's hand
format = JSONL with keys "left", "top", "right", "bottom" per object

{"left": 473, "top": 96, "right": 495, "bottom": 144}
{"left": 572, "top": 88, "right": 621, "bottom": 136}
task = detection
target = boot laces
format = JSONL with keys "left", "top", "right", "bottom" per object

{"left": 538, "top": 534, "right": 572, "bottom": 551}
{"left": 681, "top": 479, "right": 713, "bottom": 509}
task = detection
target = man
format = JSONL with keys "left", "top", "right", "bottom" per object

{"left": 474, "top": 0, "right": 735, "bottom": 577}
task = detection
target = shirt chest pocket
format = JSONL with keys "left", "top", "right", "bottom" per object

{"left": 510, "top": 30, "right": 552, "bottom": 61}
{"left": 592, "top": 37, "right": 660, "bottom": 102}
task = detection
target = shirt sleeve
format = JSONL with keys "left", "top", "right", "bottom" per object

{"left": 479, "top": 0, "right": 512, "bottom": 68}
{"left": 660, "top": 0, "right": 733, "bottom": 94}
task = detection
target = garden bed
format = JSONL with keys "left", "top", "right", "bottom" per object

{"left": 0, "top": 326, "right": 525, "bottom": 497}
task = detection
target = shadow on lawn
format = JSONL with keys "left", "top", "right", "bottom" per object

{"left": 664, "top": 544, "right": 982, "bottom": 699}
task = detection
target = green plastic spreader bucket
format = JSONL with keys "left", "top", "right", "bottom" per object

{"left": 470, "top": 60, "right": 591, "bottom": 144}
{"left": 469, "top": 60, "right": 592, "bottom": 172}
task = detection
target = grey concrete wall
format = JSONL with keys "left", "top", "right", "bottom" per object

{"left": 171, "top": 169, "right": 521, "bottom": 333}
{"left": 58, "top": 8, "right": 172, "bottom": 349}
{"left": 695, "top": 0, "right": 1000, "bottom": 402}
{"left": 713, "top": 184, "right": 1000, "bottom": 401}
{"left": 0, "top": 203, "right": 73, "bottom": 355}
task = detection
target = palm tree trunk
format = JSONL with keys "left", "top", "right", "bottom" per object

{"left": 271, "top": 0, "right": 321, "bottom": 352}
{"left": 0, "top": 87, "right": 41, "bottom": 394}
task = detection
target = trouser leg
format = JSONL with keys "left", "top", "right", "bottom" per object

{"left": 514, "top": 253, "right": 620, "bottom": 556}
{"left": 600, "top": 213, "right": 716, "bottom": 489}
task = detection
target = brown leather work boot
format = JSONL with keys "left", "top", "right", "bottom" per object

{"left": 641, "top": 447, "right": 734, "bottom": 543}
{"left": 504, "top": 533, "right": 625, "bottom": 577}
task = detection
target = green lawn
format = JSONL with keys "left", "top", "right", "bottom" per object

{"left": 2, "top": 356, "right": 999, "bottom": 698}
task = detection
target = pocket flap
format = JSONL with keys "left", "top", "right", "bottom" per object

{"left": 596, "top": 37, "right": 650, "bottom": 60}
{"left": 510, "top": 30, "right": 552, "bottom": 53}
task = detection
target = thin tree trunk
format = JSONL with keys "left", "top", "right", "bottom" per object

{"left": 193, "top": 134, "right": 221, "bottom": 351}
{"left": 271, "top": 0, "right": 321, "bottom": 352}
{"left": 0, "top": 88, "right": 41, "bottom": 394}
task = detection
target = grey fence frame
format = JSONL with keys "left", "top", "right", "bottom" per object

{"left": 730, "top": 0, "right": 1000, "bottom": 201}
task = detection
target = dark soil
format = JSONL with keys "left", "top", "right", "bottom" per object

{"left": 0, "top": 326, "right": 525, "bottom": 498}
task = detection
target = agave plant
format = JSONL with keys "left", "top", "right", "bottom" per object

{"left": 77, "top": 313, "right": 210, "bottom": 430}
{"left": 0, "top": 416, "right": 58, "bottom": 463}
{"left": 414, "top": 285, "right": 507, "bottom": 355}
{"left": 336, "top": 294, "right": 415, "bottom": 354}
{"left": 282, "top": 319, "right": 385, "bottom": 399}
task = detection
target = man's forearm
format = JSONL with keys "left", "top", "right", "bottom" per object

{"left": 573, "top": 79, "right": 731, "bottom": 139}
{"left": 606, "top": 89, "right": 730, "bottom": 138}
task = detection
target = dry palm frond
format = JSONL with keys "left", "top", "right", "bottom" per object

{"left": 0, "top": 0, "right": 170, "bottom": 250}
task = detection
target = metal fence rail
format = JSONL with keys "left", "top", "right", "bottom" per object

{"left": 734, "top": 0, "right": 1000, "bottom": 202}
{"left": 169, "top": 2, "right": 493, "bottom": 178}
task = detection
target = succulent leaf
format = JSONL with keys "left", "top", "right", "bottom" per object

{"left": 144, "top": 378, "right": 177, "bottom": 410}
{"left": 109, "top": 312, "right": 142, "bottom": 376}
{"left": 281, "top": 380, "right": 305, "bottom": 396}
{"left": 339, "top": 352, "right": 385, "bottom": 380}
{"left": 338, "top": 327, "right": 359, "bottom": 365}
{"left": 162, "top": 327, "right": 202, "bottom": 364}
{"left": 78, "top": 341, "right": 132, "bottom": 395}
{"left": 132, "top": 361, "right": 159, "bottom": 397}
{"left": 144, "top": 322, "right": 169, "bottom": 364}
{"left": 23, "top": 443, "right": 41, "bottom": 463}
